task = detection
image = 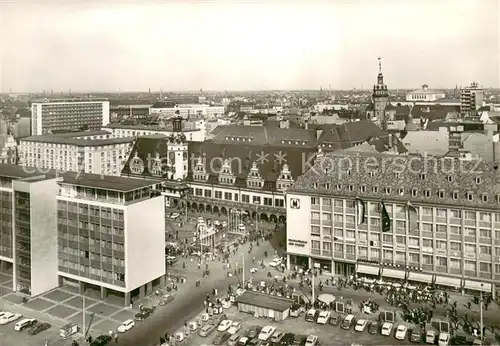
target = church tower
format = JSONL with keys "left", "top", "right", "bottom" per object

{"left": 372, "top": 57, "right": 389, "bottom": 130}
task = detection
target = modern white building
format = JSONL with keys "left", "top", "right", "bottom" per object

{"left": 19, "top": 130, "right": 134, "bottom": 176}
{"left": 150, "top": 104, "right": 224, "bottom": 119}
{"left": 286, "top": 151, "right": 500, "bottom": 298}
{"left": 461, "top": 82, "right": 485, "bottom": 117}
{"left": 31, "top": 99, "right": 110, "bottom": 135}
{"left": 406, "top": 85, "right": 445, "bottom": 102}
{"left": 103, "top": 123, "right": 206, "bottom": 142}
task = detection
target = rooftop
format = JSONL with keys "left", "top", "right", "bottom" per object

{"left": 235, "top": 291, "right": 294, "bottom": 312}
{"left": 290, "top": 152, "right": 500, "bottom": 210}
{"left": 59, "top": 173, "right": 161, "bottom": 192}
{"left": 104, "top": 123, "right": 200, "bottom": 133}
{"left": 52, "top": 130, "right": 112, "bottom": 138}
{"left": 0, "top": 164, "right": 50, "bottom": 179}
{"left": 32, "top": 98, "right": 108, "bottom": 104}
{"left": 20, "top": 135, "right": 135, "bottom": 147}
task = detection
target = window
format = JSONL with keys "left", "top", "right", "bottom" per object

{"left": 345, "top": 215, "right": 355, "bottom": 224}
{"left": 370, "top": 248, "right": 380, "bottom": 259}
{"left": 411, "top": 189, "right": 418, "bottom": 197}
{"left": 480, "top": 262, "right": 491, "bottom": 273}
{"left": 311, "top": 240, "right": 320, "bottom": 250}
{"left": 450, "top": 258, "right": 461, "bottom": 269}
{"left": 450, "top": 242, "right": 461, "bottom": 251}
{"left": 345, "top": 200, "right": 355, "bottom": 208}
{"left": 358, "top": 247, "right": 368, "bottom": 258}
{"left": 334, "top": 244, "right": 343, "bottom": 253}
{"left": 438, "top": 190, "right": 444, "bottom": 198}
{"left": 322, "top": 198, "right": 332, "bottom": 206}
{"left": 409, "top": 253, "right": 419, "bottom": 264}
{"left": 311, "top": 197, "right": 319, "bottom": 205}
{"left": 323, "top": 242, "right": 332, "bottom": 251}
{"left": 464, "top": 243, "right": 476, "bottom": 254}
{"left": 383, "top": 250, "right": 393, "bottom": 261}
{"left": 408, "top": 237, "right": 419, "bottom": 247}
{"left": 436, "top": 209, "right": 447, "bottom": 218}
{"left": 336, "top": 184, "right": 342, "bottom": 190}
{"left": 465, "top": 227, "right": 476, "bottom": 237}
{"left": 479, "top": 213, "right": 491, "bottom": 222}
{"left": 345, "top": 230, "right": 355, "bottom": 239}
{"left": 421, "top": 223, "right": 433, "bottom": 232}
{"left": 422, "top": 254, "right": 433, "bottom": 265}
{"left": 450, "top": 209, "right": 461, "bottom": 218}
{"left": 424, "top": 189, "right": 431, "bottom": 198}
{"left": 450, "top": 225, "right": 462, "bottom": 235}
{"left": 383, "top": 234, "right": 393, "bottom": 243}
{"left": 475, "top": 177, "right": 482, "bottom": 184}
{"left": 452, "top": 191, "right": 459, "bottom": 200}
{"left": 324, "top": 183, "right": 330, "bottom": 189}
{"left": 369, "top": 233, "right": 380, "bottom": 242}
{"left": 398, "top": 188, "right": 404, "bottom": 196}
{"left": 348, "top": 185, "right": 354, "bottom": 192}
{"left": 480, "top": 245, "right": 491, "bottom": 255}
{"left": 334, "top": 214, "right": 343, "bottom": 223}
{"left": 322, "top": 213, "right": 332, "bottom": 221}
{"left": 420, "top": 173, "right": 426, "bottom": 180}
{"left": 436, "top": 225, "right": 447, "bottom": 233}
{"left": 334, "top": 200, "right": 343, "bottom": 208}
{"left": 360, "top": 185, "right": 366, "bottom": 193}
{"left": 466, "top": 192, "right": 474, "bottom": 201}
{"left": 395, "top": 251, "right": 405, "bottom": 262}
{"left": 396, "top": 236, "right": 406, "bottom": 245}
{"left": 396, "top": 220, "right": 406, "bottom": 229}
{"left": 334, "top": 228, "right": 343, "bottom": 237}
{"left": 482, "top": 194, "right": 488, "bottom": 202}
{"left": 358, "top": 232, "right": 367, "bottom": 241}
{"left": 311, "top": 226, "right": 320, "bottom": 236}
{"left": 394, "top": 172, "right": 400, "bottom": 179}
{"left": 385, "top": 187, "right": 391, "bottom": 194}
{"left": 435, "top": 240, "right": 447, "bottom": 250}
{"left": 422, "top": 207, "right": 432, "bottom": 216}
{"left": 311, "top": 212, "right": 320, "bottom": 220}
{"left": 346, "top": 245, "right": 355, "bottom": 254}
{"left": 436, "top": 257, "right": 447, "bottom": 266}
{"left": 464, "top": 260, "right": 476, "bottom": 271}
{"left": 447, "top": 175, "right": 453, "bottom": 182}
{"left": 372, "top": 186, "right": 378, "bottom": 193}
{"left": 479, "top": 229, "right": 491, "bottom": 238}
{"left": 465, "top": 211, "right": 476, "bottom": 220}
{"left": 422, "top": 239, "right": 433, "bottom": 248}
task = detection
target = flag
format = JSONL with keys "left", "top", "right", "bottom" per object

{"left": 407, "top": 201, "right": 418, "bottom": 231}
{"left": 380, "top": 202, "right": 391, "bottom": 232}
{"left": 356, "top": 198, "right": 366, "bottom": 225}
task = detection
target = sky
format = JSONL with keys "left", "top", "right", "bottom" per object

{"left": 1, "top": 0, "right": 499, "bottom": 92}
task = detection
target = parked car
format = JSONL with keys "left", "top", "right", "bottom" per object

{"left": 214, "top": 332, "right": 231, "bottom": 345}
{"left": 271, "top": 331, "right": 285, "bottom": 344}
{"left": 198, "top": 324, "right": 216, "bottom": 337}
{"left": 117, "top": 319, "right": 135, "bottom": 333}
{"left": 247, "top": 325, "right": 262, "bottom": 339}
{"left": 368, "top": 321, "right": 380, "bottom": 334}
{"left": 228, "top": 333, "right": 242, "bottom": 346}
{"left": 381, "top": 322, "right": 393, "bottom": 336}
{"left": 305, "top": 309, "right": 318, "bottom": 322}
{"left": 426, "top": 329, "right": 437, "bottom": 344}
{"left": 90, "top": 335, "right": 112, "bottom": 346}
{"left": 305, "top": 335, "right": 319, "bottom": 346}
{"left": 395, "top": 325, "right": 408, "bottom": 340}
{"left": 354, "top": 319, "right": 368, "bottom": 332}
{"left": 293, "top": 334, "right": 307, "bottom": 346}
{"left": 280, "top": 333, "right": 296, "bottom": 346}
{"left": 218, "top": 320, "right": 233, "bottom": 332}
{"left": 410, "top": 328, "right": 423, "bottom": 343}
{"left": 170, "top": 212, "right": 180, "bottom": 219}
{"left": 258, "top": 326, "right": 276, "bottom": 341}
{"left": 248, "top": 338, "right": 262, "bottom": 346}
{"left": 438, "top": 332, "right": 451, "bottom": 346}
{"left": 329, "top": 315, "right": 343, "bottom": 326}
{"left": 166, "top": 256, "right": 178, "bottom": 265}
{"left": 0, "top": 312, "right": 21, "bottom": 325}
{"left": 290, "top": 304, "right": 305, "bottom": 317}
{"left": 159, "top": 294, "right": 175, "bottom": 306}
{"left": 236, "top": 336, "right": 249, "bottom": 346}
{"left": 228, "top": 322, "right": 242, "bottom": 335}
{"left": 316, "top": 311, "right": 331, "bottom": 325}
{"left": 341, "top": 315, "right": 356, "bottom": 330}
{"left": 134, "top": 308, "right": 153, "bottom": 321}
{"left": 14, "top": 318, "right": 37, "bottom": 331}
{"left": 27, "top": 322, "right": 51, "bottom": 335}
{"left": 450, "top": 335, "right": 469, "bottom": 346}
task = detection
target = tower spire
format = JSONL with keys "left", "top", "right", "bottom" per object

{"left": 378, "top": 57, "right": 382, "bottom": 74}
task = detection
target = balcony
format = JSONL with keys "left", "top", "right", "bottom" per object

{"left": 435, "top": 233, "right": 447, "bottom": 240}
{"left": 449, "top": 217, "right": 461, "bottom": 225}
{"left": 464, "top": 236, "right": 476, "bottom": 243}
{"left": 449, "top": 234, "right": 462, "bottom": 242}
{"left": 333, "top": 252, "right": 344, "bottom": 259}
{"left": 322, "top": 250, "right": 332, "bottom": 257}
{"left": 346, "top": 254, "right": 356, "bottom": 261}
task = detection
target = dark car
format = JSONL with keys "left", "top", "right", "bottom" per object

{"left": 27, "top": 322, "right": 51, "bottom": 335}
{"left": 247, "top": 325, "right": 262, "bottom": 339}
{"left": 134, "top": 308, "right": 154, "bottom": 321}
{"left": 410, "top": 328, "right": 422, "bottom": 343}
{"left": 90, "top": 335, "right": 112, "bottom": 346}
{"left": 329, "top": 315, "right": 342, "bottom": 326}
{"left": 248, "top": 338, "right": 262, "bottom": 346}
{"left": 279, "top": 333, "right": 295, "bottom": 346}
{"left": 214, "top": 332, "right": 231, "bottom": 345}
{"left": 214, "top": 313, "right": 228, "bottom": 326}
{"left": 158, "top": 294, "right": 175, "bottom": 306}
{"left": 368, "top": 321, "right": 380, "bottom": 334}
{"left": 450, "top": 335, "right": 472, "bottom": 345}
{"left": 293, "top": 334, "right": 307, "bottom": 346}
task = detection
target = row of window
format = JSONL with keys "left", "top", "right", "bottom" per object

{"left": 193, "top": 188, "right": 285, "bottom": 207}
{"left": 58, "top": 260, "right": 125, "bottom": 282}
{"left": 58, "top": 202, "right": 124, "bottom": 220}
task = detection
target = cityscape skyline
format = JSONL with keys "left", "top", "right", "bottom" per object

{"left": 1, "top": 0, "right": 499, "bottom": 93}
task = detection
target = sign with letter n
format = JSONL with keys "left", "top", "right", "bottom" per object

{"left": 290, "top": 198, "right": 300, "bottom": 209}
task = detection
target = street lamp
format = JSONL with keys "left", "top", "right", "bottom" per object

{"left": 480, "top": 283, "right": 484, "bottom": 341}
{"left": 254, "top": 201, "right": 259, "bottom": 236}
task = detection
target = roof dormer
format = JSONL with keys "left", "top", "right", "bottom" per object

{"left": 276, "top": 163, "right": 294, "bottom": 191}
{"left": 246, "top": 161, "right": 264, "bottom": 188}
{"left": 218, "top": 158, "right": 236, "bottom": 185}
{"left": 193, "top": 157, "right": 208, "bottom": 182}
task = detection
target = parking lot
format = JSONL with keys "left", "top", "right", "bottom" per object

{"left": 183, "top": 305, "right": 415, "bottom": 346}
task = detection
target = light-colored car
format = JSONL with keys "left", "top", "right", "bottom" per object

{"left": 268, "top": 259, "right": 280, "bottom": 267}
{"left": 197, "top": 217, "right": 204, "bottom": 222}
{"left": 198, "top": 324, "right": 216, "bottom": 337}
{"left": 354, "top": 319, "right": 368, "bottom": 332}
{"left": 14, "top": 318, "right": 36, "bottom": 331}
{"left": 228, "top": 322, "right": 242, "bottom": 335}
{"left": 305, "top": 335, "right": 319, "bottom": 346}
{"left": 117, "top": 319, "right": 135, "bottom": 333}
{"left": 316, "top": 311, "right": 331, "bottom": 325}
{"left": 395, "top": 325, "right": 408, "bottom": 340}
{"left": 438, "top": 332, "right": 450, "bottom": 346}
{"left": 170, "top": 212, "right": 180, "bottom": 219}
{"left": 271, "top": 331, "right": 285, "bottom": 344}
{"left": 381, "top": 322, "right": 393, "bottom": 336}
{"left": 0, "top": 312, "right": 21, "bottom": 325}
{"left": 250, "top": 267, "right": 258, "bottom": 274}
{"left": 222, "top": 221, "right": 228, "bottom": 227}
{"left": 217, "top": 320, "right": 233, "bottom": 332}
{"left": 214, "top": 220, "right": 221, "bottom": 226}
{"left": 258, "top": 326, "right": 276, "bottom": 341}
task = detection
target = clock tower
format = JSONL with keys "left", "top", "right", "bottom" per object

{"left": 166, "top": 116, "right": 189, "bottom": 181}
{"left": 372, "top": 57, "right": 389, "bottom": 130}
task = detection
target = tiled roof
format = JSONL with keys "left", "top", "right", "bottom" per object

{"left": 400, "top": 131, "right": 449, "bottom": 156}
{"left": 121, "top": 135, "right": 171, "bottom": 177}
{"left": 20, "top": 135, "right": 135, "bottom": 147}
{"left": 188, "top": 141, "right": 317, "bottom": 187}
{"left": 210, "top": 125, "right": 318, "bottom": 147}
{"left": 317, "top": 121, "right": 390, "bottom": 148}
{"left": 412, "top": 105, "right": 460, "bottom": 121}
{"left": 290, "top": 152, "right": 500, "bottom": 210}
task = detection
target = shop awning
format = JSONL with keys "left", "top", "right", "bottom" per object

{"left": 464, "top": 280, "right": 491, "bottom": 292}
{"left": 435, "top": 276, "right": 461, "bottom": 288}
{"left": 407, "top": 272, "right": 433, "bottom": 284}
{"left": 382, "top": 268, "right": 406, "bottom": 280}
{"left": 357, "top": 264, "right": 379, "bottom": 276}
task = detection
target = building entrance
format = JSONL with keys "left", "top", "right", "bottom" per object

{"left": 334, "top": 261, "right": 355, "bottom": 277}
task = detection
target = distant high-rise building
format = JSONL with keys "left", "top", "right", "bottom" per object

{"left": 460, "top": 82, "right": 484, "bottom": 118}
{"left": 31, "top": 99, "right": 110, "bottom": 135}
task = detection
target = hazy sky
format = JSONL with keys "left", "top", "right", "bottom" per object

{"left": 1, "top": 0, "right": 499, "bottom": 92}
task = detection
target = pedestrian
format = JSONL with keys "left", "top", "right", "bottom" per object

{"left": 468, "top": 301, "right": 472, "bottom": 309}
{"left": 109, "top": 329, "right": 113, "bottom": 337}
{"left": 115, "top": 333, "right": 119, "bottom": 343}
